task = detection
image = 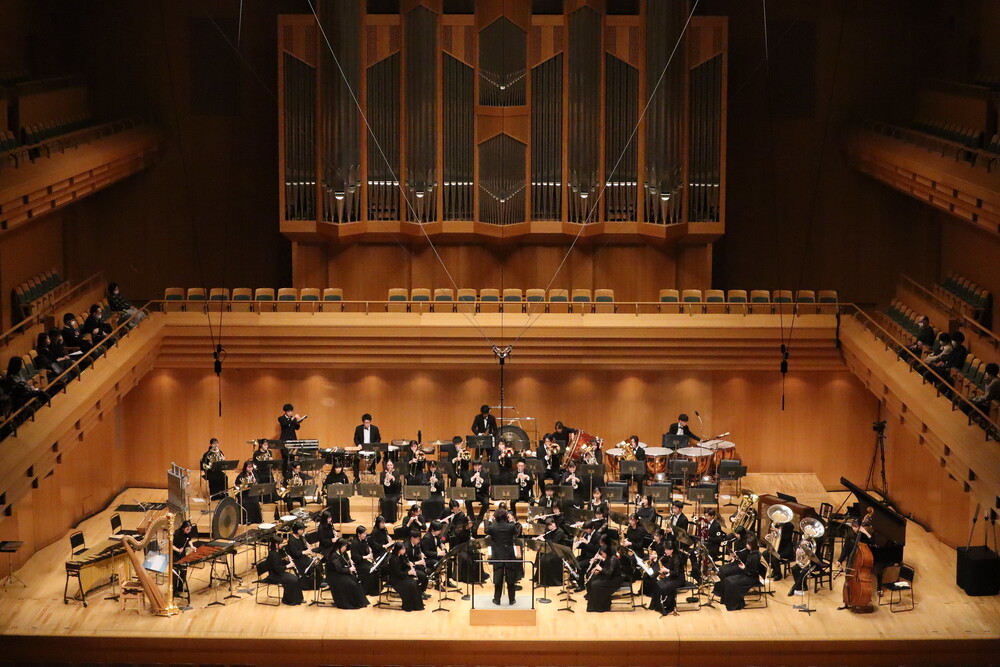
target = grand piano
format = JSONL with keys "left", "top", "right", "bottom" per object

{"left": 840, "top": 477, "right": 906, "bottom": 567}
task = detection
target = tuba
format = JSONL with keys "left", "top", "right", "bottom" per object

{"left": 795, "top": 517, "right": 825, "bottom": 567}
{"left": 728, "top": 492, "right": 759, "bottom": 532}
{"left": 765, "top": 504, "right": 793, "bottom": 550}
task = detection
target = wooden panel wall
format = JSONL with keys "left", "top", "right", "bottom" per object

{"left": 0, "top": 407, "right": 127, "bottom": 578}
{"left": 321, "top": 241, "right": 684, "bottom": 300}
{"left": 0, "top": 209, "right": 64, "bottom": 329}
{"left": 120, "top": 366, "right": 876, "bottom": 491}
{"left": 17, "top": 85, "right": 89, "bottom": 126}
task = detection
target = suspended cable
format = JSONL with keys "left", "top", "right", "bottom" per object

{"left": 305, "top": 0, "right": 497, "bottom": 349}
{"left": 510, "top": 0, "right": 701, "bottom": 348}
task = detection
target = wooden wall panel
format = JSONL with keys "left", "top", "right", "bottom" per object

{"left": 0, "top": 209, "right": 64, "bottom": 329}
{"left": 17, "top": 85, "right": 88, "bottom": 126}
{"left": 120, "top": 366, "right": 875, "bottom": 490}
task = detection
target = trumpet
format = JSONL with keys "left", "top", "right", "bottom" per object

{"left": 458, "top": 448, "right": 472, "bottom": 461}
{"left": 471, "top": 470, "right": 484, "bottom": 489}
{"left": 516, "top": 472, "right": 530, "bottom": 488}
{"left": 544, "top": 441, "right": 561, "bottom": 456}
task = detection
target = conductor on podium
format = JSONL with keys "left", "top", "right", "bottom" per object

{"left": 485, "top": 508, "right": 519, "bottom": 606}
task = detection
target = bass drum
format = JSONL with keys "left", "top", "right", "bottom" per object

{"left": 567, "top": 430, "right": 602, "bottom": 461}
{"left": 497, "top": 424, "right": 531, "bottom": 452}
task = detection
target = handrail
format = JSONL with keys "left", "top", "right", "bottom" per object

{"left": 0, "top": 271, "right": 105, "bottom": 348}
{"left": 842, "top": 304, "right": 998, "bottom": 439}
{"left": 0, "top": 301, "right": 153, "bottom": 440}
{"left": 859, "top": 119, "right": 999, "bottom": 173}
{"left": 151, "top": 298, "right": 843, "bottom": 317}
{"left": 899, "top": 274, "right": 998, "bottom": 351}
{"left": 0, "top": 117, "right": 145, "bottom": 172}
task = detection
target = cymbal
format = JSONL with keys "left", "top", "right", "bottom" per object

{"left": 429, "top": 439, "right": 451, "bottom": 446}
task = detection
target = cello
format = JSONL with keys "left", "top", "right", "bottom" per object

{"left": 841, "top": 507, "right": 876, "bottom": 613}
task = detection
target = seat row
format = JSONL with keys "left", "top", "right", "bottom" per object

{"left": 935, "top": 274, "right": 991, "bottom": 320}
{"left": 910, "top": 117, "right": 993, "bottom": 152}
{"left": 656, "top": 289, "right": 838, "bottom": 314}
{"left": 162, "top": 287, "right": 344, "bottom": 312}
{"left": 14, "top": 269, "right": 69, "bottom": 321}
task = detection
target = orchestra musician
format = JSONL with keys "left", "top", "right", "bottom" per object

{"left": 404, "top": 530, "right": 430, "bottom": 592}
{"left": 252, "top": 439, "right": 274, "bottom": 485}
{"left": 234, "top": 460, "right": 262, "bottom": 524}
{"left": 287, "top": 521, "right": 321, "bottom": 589}
{"left": 701, "top": 508, "right": 726, "bottom": 559}
{"left": 510, "top": 459, "right": 534, "bottom": 520}
{"left": 665, "top": 413, "right": 701, "bottom": 443}
{"left": 648, "top": 541, "right": 686, "bottom": 615}
{"left": 322, "top": 462, "right": 353, "bottom": 522}
{"left": 668, "top": 501, "right": 699, "bottom": 584}
{"left": 787, "top": 533, "right": 815, "bottom": 597}
{"left": 171, "top": 520, "right": 194, "bottom": 594}
{"left": 451, "top": 439, "right": 472, "bottom": 486}
{"left": 449, "top": 513, "right": 483, "bottom": 584}
{"left": 352, "top": 413, "right": 382, "bottom": 483}
{"left": 264, "top": 536, "right": 305, "bottom": 606}
{"left": 585, "top": 546, "right": 623, "bottom": 612}
{"left": 471, "top": 404, "right": 498, "bottom": 447}
{"left": 351, "top": 525, "right": 379, "bottom": 595}
{"left": 315, "top": 510, "right": 339, "bottom": 562}
{"left": 718, "top": 527, "right": 749, "bottom": 580}
{"left": 385, "top": 541, "right": 425, "bottom": 611}
{"left": 493, "top": 441, "right": 515, "bottom": 482}
{"left": 713, "top": 534, "right": 763, "bottom": 611}
{"left": 420, "top": 521, "right": 447, "bottom": 576}
{"left": 537, "top": 485, "right": 559, "bottom": 511}
{"left": 278, "top": 403, "right": 306, "bottom": 475}
{"left": 622, "top": 513, "right": 651, "bottom": 581}
{"left": 535, "top": 515, "right": 568, "bottom": 587}
{"left": 587, "top": 487, "right": 609, "bottom": 517}
{"left": 379, "top": 460, "right": 402, "bottom": 523}
{"left": 624, "top": 435, "right": 648, "bottom": 495}
{"left": 200, "top": 438, "right": 228, "bottom": 500}
{"left": 280, "top": 461, "right": 310, "bottom": 514}
{"left": 420, "top": 460, "right": 446, "bottom": 520}
{"left": 636, "top": 495, "right": 660, "bottom": 526}
{"left": 326, "top": 538, "right": 370, "bottom": 609}
{"left": 398, "top": 504, "right": 426, "bottom": 539}
{"left": 463, "top": 460, "right": 491, "bottom": 522}
{"left": 550, "top": 421, "right": 578, "bottom": 450}
{"left": 559, "top": 460, "right": 585, "bottom": 506}
{"left": 537, "top": 434, "right": 562, "bottom": 490}
{"left": 573, "top": 521, "right": 600, "bottom": 589}
{"left": 404, "top": 440, "right": 425, "bottom": 483}
{"left": 484, "top": 508, "right": 519, "bottom": 606}
{"left": 763, "top": 517, "right": 794, "bottom": 581}
{"left": 369, "top": 515, "right": 391, "bottom": 559}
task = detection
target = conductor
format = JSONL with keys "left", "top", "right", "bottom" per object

{"left": 484, "top": 508, "right": 519, "bottom": 606}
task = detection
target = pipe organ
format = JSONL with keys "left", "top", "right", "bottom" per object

{"left": 279, "top": 0, "right": 726, "bottom": 247}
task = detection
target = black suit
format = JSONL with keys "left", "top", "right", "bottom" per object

{"left": 471, "top": 413, "right": 498, "bottom": 439}
{"left": 353, "top": 424, "right": 382, "bottom": 479}
{"left": 463, "top": 468, "right": 491, "bottom": 521}
{"left": 485, "top": 519, "right": 519, "bottom": 604}
{"left": 666, "top": 422, "right": 700, "bottom": 442}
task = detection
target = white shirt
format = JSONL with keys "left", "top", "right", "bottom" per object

{"left": 675, "top": 424, "right": 687, "bottom": 435}
{"left": 363, "top": 427, "right": 371, "bottom": 444}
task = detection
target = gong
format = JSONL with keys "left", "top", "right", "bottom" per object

{"left": 497, "top": 424, "right": 530, "bottom": 451}
{"left": 212, "top": 497, "right": 241, "bottom": 539}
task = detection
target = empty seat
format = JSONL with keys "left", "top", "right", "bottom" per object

{"left": 299, "top": 287, "right": 320, "bottom": 312}
{"left": 255, "top": 287, "right": 276, "bottom": 312}
{"left": 796, "top": 289, "right": 817, "bottom": 314}
{"left": 525, "top": 288, "right": 546, "bottom": 312}
{"left": 659, "top": 289, "right": 680, "bottom": 314}
{"left": 208, "top": 287, "right": 229, "bottom": 312}
{"left": 502, "top": 288, "right": 523, "bottom": 309}
{"left": 321, "top": 287, "right": 344, "bottom": 312}
{"left": 410, "top": 288, "right": 432, "bottom": 313}
{"left": 457, "top": 288, "right": 477, "bottom": 313}
{"left": 594, "top": 288, "right": 615, "bottom": 313}
{"left": 548, "top": 288, "right": 570, "bottom": 313}
{"left": 681, "top": 289, "right": 703, "bottom": 314}
{"left": 817, "top": 290, "right": 838, "bottom": 314}
{"left": 571, "top": 289, "right": 592, "bottom": 314}
{"left": 387, "top": 288, "right": 408, "bottom": 313}
{"left": 480, "top": 288, "right": 501, "bottom": 313}
{"left": 163, "top": 287, "right": 185, "bottom": 312}
{"left": 433, "top": 288, "right": 455, "bottom": 301}
{"left": 187, "top": 287, "right": 207, "bottom": 302}
{"left": 773, "top": 289, "right": 794, "bottom": 315}
{"left": 231, "top": 287, "right": 253, "bottom": 312}
{"left": 749, "top": 290, "right": 771, "bottom": 314}
{"left": 276, "top": 287, "right": 299, "bottom": 312}
{"left": 704, "top": 289, "right": 726, "bottom": 314}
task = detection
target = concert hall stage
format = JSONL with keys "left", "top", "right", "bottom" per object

{"left": 0, "top": 474, "right": 996, "bottom": 667}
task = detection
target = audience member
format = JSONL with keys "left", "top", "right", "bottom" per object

{"left": 107, "top": 282, "right": 146, "bottom": 327}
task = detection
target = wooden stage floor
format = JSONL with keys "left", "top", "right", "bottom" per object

{"left": 1, "top": 474, "right": 997, "bottom": 667}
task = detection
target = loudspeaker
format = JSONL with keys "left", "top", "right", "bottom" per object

{"left": 956, "top": 546, "right": 1000, "bottom": 596}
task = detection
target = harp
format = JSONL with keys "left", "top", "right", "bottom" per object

{"left": 120, "top": 513, "right": 180, "bottom": 616}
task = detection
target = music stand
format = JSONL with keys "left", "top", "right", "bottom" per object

{"left": 0, "top": 541, "right": 25, "bottom": 590}
{"left": 483, "top": 461, "right": 500, "bottom": 481}
{"left": 619, "top": 460, "right": 646, "bottom": 510}
{"left": 404, "top": 485, "right": 431, "bottom": 502}
{"left": 491, "top": 485, "right": 518, "bottom": 507}
{"left": 795, "top": 549, "right": 822, "bottom": 615}
{"left": 207, "top": 460, "right": 239, "bottom": 514}
{"left": 554, "top": 485, "right": 577, "bottom": 506}
{"left": 547, "top": 541, "right": 579, "bottom": 612}
{"left": 357, "top": 483, "right": 385, "bottom": 519}
{"left": 286, "top": 484, "right": 317, "bottom": 511}
{"left": 646, "top": 483, "right": 673, "bottom": 504}
{"left": 523, "top": 458, "right": 545, "bottom": 477}
{"left": 662, "top": 434, "right": 688, "bottom": 450}
{"left": 669, "top": 459, "right": 697, "bottom": 496}
{"left": 447, "top": 487, "right": 475, "bottom": 502}
{"left": 437, "top": 459, "right": 455, "bottom": 480}
{"left": 687, "top": 485, "right": 718, "bottom": 516}
{"left": 600, "top": 484, "right": 626, "bottom": 512}
{"left": 325, "top": 483, "right": 354, "bottom": 530}
{"left": 718, "top": 462, "right": 746, "bottom": 507}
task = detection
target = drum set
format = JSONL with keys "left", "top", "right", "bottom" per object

{"left": 604, "top": 437, "right": 738, "bottom": 482}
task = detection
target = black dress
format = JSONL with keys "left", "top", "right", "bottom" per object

{"left": 201, "top": 451, "right": 227, "bottom": 500}
{"left": 236, "top": 472, "right": 262, "bottom": 524}
{"left": 370, "top": 527, "right": 390, "bottom": 558}
{"left": 649, "top": 552, "right": 686, "bottom": 613}
{"left": 287, "top": 534, "right": 321, "bottom": 590}
{"left": 326, "top": 551, "right": 370, "bottom": 609}
{"left": 714, "top": 551, "right": 763, "bottom": 610}
{"left": 379, "top": 471, "right": 401, "bottom": 523}
{"left": 351, "top": 536, "right": 379, "bottom": 595}
{"left": 315, "top": 522, "right": 337, "bottom": 562}
{"left": 323, "top": 469, "right": 353, "bottom": 522}
{"left": 386, "top": 553, "right": 424, "bottom": 611}
{"left": 536, "top": 527, "right": 567, "bottom": 587}
{"left": 420, "top": 470, "right": 446, "bottom": 520}
{"left": 265, "top": 550, "right": 304, "bottom": 605}
{"left": 586, "top": 555, "right": 623, "bottom": 612}
{"left": 171, "top": 529, "right": 192, "bottom": 594}
{"left": 449, "top": 525, "right": 484, "bottom": 584}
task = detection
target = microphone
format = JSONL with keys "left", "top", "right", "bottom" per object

{"left": 695, "top": 410, "right": 704, "bottom": 426}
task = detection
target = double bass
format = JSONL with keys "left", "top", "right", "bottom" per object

{"left": 842, "top": 507, "right": 875, "bottom": 613}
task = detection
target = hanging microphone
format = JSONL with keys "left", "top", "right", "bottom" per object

{"left": 695, "top": 411, "right": 704, "bottom": 426}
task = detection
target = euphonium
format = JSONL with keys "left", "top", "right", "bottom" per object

{"left": 728, "top": 492, "right": 759, "bottom": 530}
{"left": 621, "top": 441, "right": 637, "bottom": 461}
{"left": 795, "top": 537, "right": 814, "bottom": 568}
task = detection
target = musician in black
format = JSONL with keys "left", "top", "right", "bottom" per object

{"left": 265, "top": 537, "right": 304, "bottom": 606}
{"left": 404, "top": 530, "right": 429, "bottom": 592}
{"left": 463, "top": 460, "right": 491, "bottom": 522}
{"left": 404, "top": 440, "right": 426, "bottom": 483}
{"left": 622, "top": 514, "right": 650, "bottom": 581}
{"left": 624, "top": 435, "right": 648, "bottom": 496}
{"left": 369, "top": 515, "right": 391, "bottom": 559}
{"left": 718, "top": 527, "right": 749, "bottom": 580}
{"left": 665, "top": 414, "right": 701, "bottom": 442}
{"left": 648, "top": 542, "right": 686, "bottom": 615}
{"left": 351, "top": 525, "right": 380, "bottom": 595}
{"left": 385, "top": 541, "right": 425, "bottom": 611}
{"left": 485, "top": 508, "right": 519, "bottom": 605}
{"left": 714, "top": 534, "right": 763, "bottom": 611}
{"left": 278, "top": 403, "right": 305, "bottom": 474}
{"left": 764, "top": 520, "right": 794, "bottom": 581}
{"left": 702, "top": 509, "right": 726, "bottom": 559}
{"left": 322, "top": 462, "right": 353, "bottom": 522}
{"left": 668, "top": 501, "right": 698, "bottom": 583}
{"left": 315, "top": 510, "right": 339, "bottom": 562}
{"left": 399, "top": 503, "right": 426, "bottom": 539}
{"left": 252, "top": 440, "right": 274, "bottom": 485}
{"left": 535, "top": 515, "right": 568, "bottom": 587}
{"left": 451, "top": 439, "right": 472, "bottom": 486}
{"left": 287, "top": 522, "right": 321, "bottom": 589}
{"left": 379, "top": 460, "right": 402, "bottom": 523}
{"left": 636, "top": 495, "right": 660, "bottom": 526}
{"left": 471, "top": 404, "right": 498, "bottom": 445}
{"left": 200, "top": 438, "right": 228, "bottom": 500}
{"left": 537, "top": 485, "right": 559, "bottom": 510}
{"left": 551, "top": 421, "right": 578, "bottom": 449}
{"left": 327, "top": 538, "right": 370, "bottom": 609}
{"left": 449, "top": 514, "right": 483, "bottom": 584}
{"left": 559, "top": 460, "right": 585, "bottom": 506}
{"left": 419, "top": 460, "right": 446, "bottom": 520}
{"left": 281, "top": 461, "right": 311, "bottom": 514}
{"left": 352, "top": 413, "right": 382, "bottom": 482}
{"left": 573, "top": 521, "right": 600, "bottom": 588}
{"left": 421, "top": 521, "right": 447, "bottom": 576}
{"left": 510, "top": 459, "right": 534, "bottom": 520}
{"left": 171, "top": 520, "right": 194, "bottom": 594}
{"left": 585, "top": 545, "right": 623, "bottom": 612}
{"left": 537, "top": 434, "right": 562, "bottom": 491}
{"left": 588, "top": 487, "right": 609, "bottom": 517}
{"left": 235, "top": 460, "right": 262, "bottom": 524}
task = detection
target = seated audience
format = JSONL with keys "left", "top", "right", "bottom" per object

{"left": 107, "top": 282, "right": 146, "bottom": 327}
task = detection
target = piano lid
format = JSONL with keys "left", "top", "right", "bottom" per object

{"left": 840, "top": 477, "right": 907, "bottom": 547}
